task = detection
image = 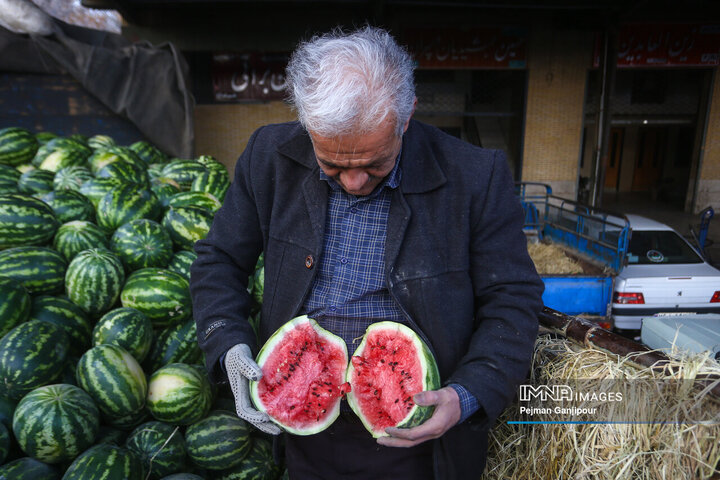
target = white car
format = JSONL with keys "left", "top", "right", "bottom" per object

{"left": 611, "top": 214, "right": 720, "bottom": 332}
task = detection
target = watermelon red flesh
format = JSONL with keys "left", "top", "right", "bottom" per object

{"left": 350, "top": 331, "right": 423, "bottom": 431}
{"left": 251, "top": 316, "right": 349, "bottom": 435}
{"left": 347, "top": 322, "right": 440, "bottom": 438}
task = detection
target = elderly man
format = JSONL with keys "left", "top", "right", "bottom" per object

{"left": 190, "top": 26, "right": 543, "bottom": 480}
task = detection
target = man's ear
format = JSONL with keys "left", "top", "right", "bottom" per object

{"left": 402, "top": 97, "right": 417, "bottom": 134}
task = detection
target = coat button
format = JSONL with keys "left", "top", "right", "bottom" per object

{"left": 305, "top": 255, "right": 314, "bottom": 269}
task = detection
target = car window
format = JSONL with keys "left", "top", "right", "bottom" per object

{"left": 626, "top": 230, "right": 703, "bottom": 264}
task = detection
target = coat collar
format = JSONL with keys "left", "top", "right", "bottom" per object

{"left": 275, "top": 120, "right": 447, "bottom": 194}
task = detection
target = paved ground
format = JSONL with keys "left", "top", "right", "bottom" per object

{"left": 602, "top": 192, "right": 720, "bottom": 268}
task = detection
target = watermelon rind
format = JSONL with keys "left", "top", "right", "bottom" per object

{"left": 92, "top": 307, "right": 154, "bottom": 364}
{"left": 42, "top": 190, "right": 95, "bottom": 224}
{"left": 249, "top": 315, "right": 349, "bottom": 436}
{"left": 0, "top": 456, "right": 61, "bottom": 479}
{"left": 76, "top": 344, "right": 148, "bottom": 418}
{"left": 0, "top": 246, "right": 67, "bottom": 295}
{"left": 0, "top": 193, "right": 59, "bottom": 249}
{"left": 146, "top": 363, "right": 213, "bottom": 426}
{"left": 29, "top": 295, "right": 92, "bottom": 357}
{"left": 0, "top": 127, "right": 39, "bottom": 167}
{"left": 125, "top": 421, "right": 187, "bottom": 479}
{"left": 61, "top": 443, "right": 145, "bottom": 480}
{"left": 65, "top": 248, "right": 125, "bottom": 316}
{"left": 212, "top": 436, "right": 281, "bottom": 480}
{"left": 345, "top": 321, "right": 441, "bottom": 438}
{"left": 0, "top": 422, "right": 9, "bottom": 465}
{"left": 185, "top": 410, "right": 251, "bottom": 471}
{"left": 120, "top": 268, "right": 191, "bottom": 328}
{"left": 0, "top": 275, "right": 31, "bottom": 338}
{"left": 0, "top": 320, "right": 69, "bottom": 401}
{"left": 53, "top": 220, "right": 108, "bottom": 262}
{"left": 12, "top": 384, "right": 100, "bottom": 464}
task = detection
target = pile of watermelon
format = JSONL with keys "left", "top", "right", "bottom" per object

{"left": 0, "top": 126, "right": 281, "bottom": 479}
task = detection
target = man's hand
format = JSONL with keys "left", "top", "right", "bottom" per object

{"left": 377, "top": 386, "right": 461, "bottom": 448}
{"left": 225, "top": 344, "right": 282, "bottom": 435}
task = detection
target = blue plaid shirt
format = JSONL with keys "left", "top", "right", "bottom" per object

{"left": 301, "top": 157, "right": 479, "bottom": 423}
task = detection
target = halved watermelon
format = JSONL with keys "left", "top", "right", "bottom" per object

{"left": 346, "top": 321, "right": 440, "bottom": 438}
{"left": 249, "top": 315, "right": 350, "bottom": 436}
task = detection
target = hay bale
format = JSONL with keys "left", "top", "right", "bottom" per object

{"left": 528, "top": 241, "right": 584, "bottom": 275}
{"left": 482, "top": 336, "right": 720, "bottom": 479}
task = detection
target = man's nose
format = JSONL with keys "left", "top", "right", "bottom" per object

{"left": 340, "top": 169, "right": 369, "bottom": 192}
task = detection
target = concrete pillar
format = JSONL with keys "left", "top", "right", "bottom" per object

{"left": 522, "top": 26, "right": 594, "bottom": 200}
{"left": 696, "top": 67, "right": 720, "bottom": 213}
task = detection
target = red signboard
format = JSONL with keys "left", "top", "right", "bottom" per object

{"left": 403, "top": 27, "right": 527, "bottom": 69}
{"left": 212, "top": 52, "right": 289, "bottom": 102}
{"left": 594, "top": 23, "right": 720, "bottom": 67}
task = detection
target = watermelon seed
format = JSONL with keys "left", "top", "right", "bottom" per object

{"left": 395, "top": 399, "right": 399, "bottom": 403}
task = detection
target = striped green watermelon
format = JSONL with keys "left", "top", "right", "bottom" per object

{"left": 146, "top": 363, "right": 212, "bottom": 426}
{"left": 159, "top": 474, "right": 204, "bottom": 480}
{"left": 103, "top": 406, "right": 151, "bottom": 431}
{"left": 213, "top": 436, "right": 281, "bottom": 480}
{"left": 53, "top": 166, "right": 93, "bottom": 192}
{"left": 346, "top": 321, "right": 441, "bottom": 438}
{"left": 0, "top": 457, "right": 61, "bottom": 479}
{"left": 87, "top": 134, "right": 116, "bottom": 151}
{"left": 0, "top": 127, "right": 38, "bottom": 167}
{"left": 78, "top": 177, "right": 127, "bottom": 208}
{"left": 35, "top": 131, "right": 58, "bottom": 145}
{"left": 143, "top": 318, "right": 202, "bottom": 373}
{"left": 96, "top": 160, "right": 150, "bottom": 186}
{"left": 96, "top": 184, "right": 161, "bottom": 231}
{"left": 110, "top": 219, "right": 173, "bottom": 271}
{"left": 0, "top": 275, "right": 31, "bottom": 338}
{"left": 92, "top": 308, "right": 154, "bottom": 364}
{"left": 0, "top": 246, "right": 67, "bottom": 295}
{"left": 88, "top": 146, "right": 144, "bottom": 174}
{"left": 167, "top": 191, "right": 222, "bottom": 213}
{"left": 33, "top": 137, "right": 91, "bottom": 167}
{"left": 29, "top": 296, "right": 92, "bottom": 357}
{"left": 167, "top": 250, "right": 196, "bottom": 281}
{"left": 38, "top": 149, "right": 87, "bottom": 173}
{"left": 0, "top": 164, "right": 20, "bottom": 194}
{"left": 162, "top": 206, "right": 213, "bottom": 251}
{"left": 120, "top": 268, "right": 191, "bottom": 328}
{"left": 190, "top": 169, "right": 229, "bottom": 203}
{"left": 160, "top": 161, "right": 207, "bottom": 190}
{"left": 76, "top": 344, "right": 148, "bottom": 418}
{"left": 65, "top": 248, "right": 125, "bottom": 315}
{"left": 0, "top": 422, "right": 8, "bottom": 465}
{"left": 95, "top": 425, "right": 127, "bottom": 446}
{"left": 17, "top": 169, "right": 54, "bottom": 196}
{"left": 185, "top": 410, "right": 251, "bottom": 471}
{"left": 12, "top": 384, "right": 99, "bottom": 464}
{"left": 61, "top": 444, "right": 145, "bottom": 480}
{"left": 129, "top": 141, "right": 167, "bottom": 165}
{"left": 194, "top": 155, "right": 227, "bottom": 174}
{"left": 53, "top": 221, "right": 108, "bottom": 261}
{"left": 68, "top": 134, "right": 89, "bottom": 145}
{"left": 60, "top": 357, "right": 79, "bottom": 387}
{"left": 41, "top": 190, "right": 94, "bottom": 224}
{"left": 0, "top": 394, "right": 15, "bottom": 430}
{"left": 150, "top": 180, "right": 181, "bottom": 208}
{"left": 0, "top": 320, "right": 69, "bottom": 401}
{"left": 0, "top": 193, "right": 59, "bottom": 248}
{"left": 125, "top": 421, "right": 186, "bottom": 478}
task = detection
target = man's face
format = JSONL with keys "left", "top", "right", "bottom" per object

{"left": 309, "top": 117, "right": 408, "bottom": 196}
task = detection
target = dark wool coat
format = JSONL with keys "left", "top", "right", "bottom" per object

{"left": 190, "top": 119, "right": 544, "bottom": 479}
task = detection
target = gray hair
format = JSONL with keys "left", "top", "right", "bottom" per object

{"left": 285, "top": 26, "right": 416, "bottom": 137}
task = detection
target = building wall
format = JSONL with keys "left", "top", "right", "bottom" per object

{"left": 696, "top": 67, "right": 720, "bottom": 213}
{"left": 194, "top": 102, "right": 296, "bottom": 177}
{"left": 522, "top": 26, "right": 594, "bottom": 199}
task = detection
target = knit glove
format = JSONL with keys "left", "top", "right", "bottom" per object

{"left": 225, "top": 344, "right": 282, "bottom": 435}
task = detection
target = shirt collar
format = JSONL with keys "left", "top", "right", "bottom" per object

{"left": 319, "top": 148, "right": 402, "bottom": 198}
